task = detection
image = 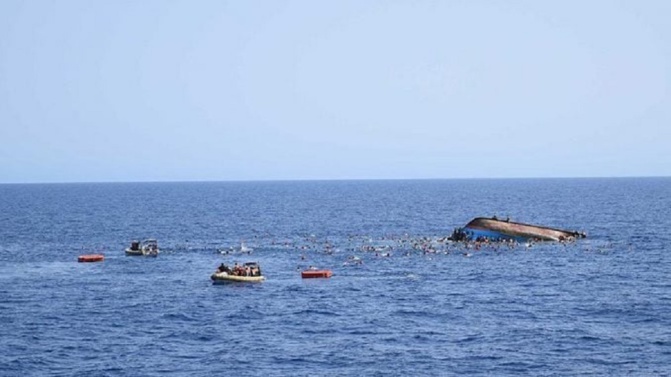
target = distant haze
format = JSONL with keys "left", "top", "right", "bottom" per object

{"left": 1, "top": 1, "right": 669, "bottom": 183}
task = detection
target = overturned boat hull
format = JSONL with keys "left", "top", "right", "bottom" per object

{"left": 453, "top": 217, "right": 585, "bottom": 242}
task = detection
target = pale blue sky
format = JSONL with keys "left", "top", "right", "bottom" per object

{"left": 1, "top": 1, "right": 669, "bottom": 183}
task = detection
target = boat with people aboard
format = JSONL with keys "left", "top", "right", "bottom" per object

{"left": 211, "top": 261, "right": 265, "bottom": 284}
{"left": 449, "top": 216, "right": 586, "bottom": 242}
{"left": 125, "top": 239, "right": 159, "bottom": 256}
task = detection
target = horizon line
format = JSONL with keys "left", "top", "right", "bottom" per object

{"left": 1, "top": 175, "right": 669, "bottom": 185}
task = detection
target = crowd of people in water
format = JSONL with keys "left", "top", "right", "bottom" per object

{"left": 212, "top": 229, "right": 594, "bottom": 262}
{"left": 206, "top": 228, "right": 612, "bottom": 277}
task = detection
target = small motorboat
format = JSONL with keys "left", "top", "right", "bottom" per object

{"left": 211, "top": 262, "right": 265, "bottom": 284}
{"left": 125, "top": 239, "right": 160, "bottom": 256}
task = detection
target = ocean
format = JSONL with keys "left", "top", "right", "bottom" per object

{"left": 1, "top": 178, "right": 670, "bottom": 376}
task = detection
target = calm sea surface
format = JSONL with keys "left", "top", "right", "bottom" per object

{"left": 1, "top": 178, "right": 670, "bottom": 376}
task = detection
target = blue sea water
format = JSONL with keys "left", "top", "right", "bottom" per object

{"left": 1, "top": 178, "right": 670, "bottom": 376}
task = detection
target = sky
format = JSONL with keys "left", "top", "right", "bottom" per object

{"left": 1, "top": 0, "right": 670, "bottom": 183}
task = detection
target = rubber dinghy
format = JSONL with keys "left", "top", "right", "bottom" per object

{"left": 211, "top": 262, "right": 265, "bottom": 284}
{"left": 449, "top": 217, "right": 586, "bottom": 242}
{"left": 210, "top": 273, "right": 266, "bottom": 284}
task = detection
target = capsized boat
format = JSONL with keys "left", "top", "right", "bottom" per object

{"left": 211, "top": 262, "right": 265, "bottom": 284}
{"left": 125, "top": 239, "right": 159, "bottom": 256}
{"left": 449, "top": 217, "right": 586, "bottom": 242}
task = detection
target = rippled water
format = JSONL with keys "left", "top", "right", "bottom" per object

{"left": 1, "top": 179, "right": 670, "bottom": 376}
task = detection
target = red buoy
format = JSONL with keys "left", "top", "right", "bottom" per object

{"left": 78, "top": 254, "right": 105, "bottom": 263}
